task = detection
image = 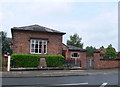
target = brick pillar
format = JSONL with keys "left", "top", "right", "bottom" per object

{"left": 94, "top": 51, "right": 102, "bottom": 69}
{"left": 39, "top": 55, "right": 47, "bottom": 68}
{"left": 81, "top": 52, "right": 87, "bottom": 69}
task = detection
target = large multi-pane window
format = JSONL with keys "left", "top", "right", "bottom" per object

{"left": 30, "top": 39, "right": 47, "bottom": 54}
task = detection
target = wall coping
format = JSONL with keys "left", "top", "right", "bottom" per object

{"left": 100, "top": 58, "right": 120, "bottom": 61}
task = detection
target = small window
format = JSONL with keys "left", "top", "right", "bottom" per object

{"left": 71, "top": 52, "right": 80, "bottom": 58}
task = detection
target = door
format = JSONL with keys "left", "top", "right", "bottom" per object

{"left": 87, "top": 59, "right": 94, "bottom": 69}
{"left": 69, "top": 58, "right": 81, "bottom": 67}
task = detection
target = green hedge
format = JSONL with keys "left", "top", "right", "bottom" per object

{"left": 11, "top": 54, "right": 40, "bottom": 67}
{"left": 46, "top": 55, "right": 65, "bottom": 67}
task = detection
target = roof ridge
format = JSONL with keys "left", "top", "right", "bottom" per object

{"left": 11, "top": 24, "right": 66, "bottom": 35}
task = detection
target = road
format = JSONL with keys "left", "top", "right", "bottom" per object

{"left": 2, "top": 74, "right": 120, "bottom": 87}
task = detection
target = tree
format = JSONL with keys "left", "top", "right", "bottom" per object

{"left": 99, "top": 46, "right": 106, "bottom": 57}
{"left": 86, "top": 46, "right": 96, "bottom": 57}
{"left": 67, "top": 33, "right": 83, "bottom": 48}
{"left": 1, "top": 31, "right": 12, "bottom": 54}
{"left": 104, "top": 44, "right": 117, "bottom": 58}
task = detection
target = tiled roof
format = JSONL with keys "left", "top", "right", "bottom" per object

{"left": 11, "top": 24, "right": 66, "bottom": 35}
{"left": 67, "top": 45, "right": 86, "bottom": 52}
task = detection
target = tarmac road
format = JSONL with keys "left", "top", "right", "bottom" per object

{"left": 1, "top": 68, "right": 120, "bottom": 87}
{"left": 2, "top": 74, "right": 119, "bottom": 87}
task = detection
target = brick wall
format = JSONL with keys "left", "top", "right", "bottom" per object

{"left": 12, "top": 30, "right": 63, "bottom": 55}
{"left": 66, "top": 51, "right": 87, "bottom": 69}
{"left": 94, "top": 52, "right": 120, "bottom": 69}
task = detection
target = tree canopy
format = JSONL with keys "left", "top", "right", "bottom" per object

{"left": 67, "top": 33, "right": 83, "bottom": 48}
{"left": 104, "top": 44, "right": 117, "bottom": 58}
{"left": 86, "top": 46, "right": 96, "bottom": 57}
{"left": 1, "top": 31, "right": 12, "bottom": 54}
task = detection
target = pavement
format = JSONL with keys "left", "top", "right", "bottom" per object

{"left": 1, "top": 68, "right": 119, "bottom": 77}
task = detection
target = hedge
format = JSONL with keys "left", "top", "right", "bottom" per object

{"left": 11, "top": 54, "right": 40, "bottom": 67}
{"left": 46, "top": 55, "right": 65, "bottom": 67}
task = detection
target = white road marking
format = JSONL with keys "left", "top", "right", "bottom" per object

{"left": 70, "top": 70, "right": 85, "bottom": 71}
{"left": 57, "top": 83, "right": 88, "bottom": 86}
{"left": 100, "top": 82, "right": 108, "bottom": 87}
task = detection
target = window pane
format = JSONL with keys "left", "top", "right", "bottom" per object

{"left": 35, "top": 49, "right": 38, "bottom": 53}
{"left": 44, "top": 41, "right": 47, "bottom": 45}
{"left": 31, "top": 40, "right": 34, "bottom": 44}
{"left": 39, "top": 41, "right": 42, "bottom": 53}
{"left": 35, "top": 44, "right": 38, "bottom": 48}
{"left": 31, "top": 40, "right": 35, "bottom": 53}
{"left": 72, "top": 54, "right": 74, "bottom": 57}
{"left": 36, "top": 40, "right": 38, "bottom": 44}
{"left": 39, "top": 44, "right": 42, "bottom": 49}
{"left": 31, "top": 49, "right": 34, "bottom": 52}
{"left": 72, "top": 53, "right": 80, "bottom": 58}
{"left": 39, "top": 49, "right": 41, "bottom": 53}
{"left": 74, "top": 53, "right": 77, "bottom": 57}
{"left": 44, "top": 45, "right": 46, "bottom": 53}
{"left": 39, "top": 41, "right": 42, "bottom": 45}
{"left": 31, "top": 44, "right": 34, "bottom": 49}
{"left": 44, "top": 41, "right": 47, "bottom": 53}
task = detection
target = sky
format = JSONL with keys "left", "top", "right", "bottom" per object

{"left": 0, "top": 0, "right": 118, "bottom": 50}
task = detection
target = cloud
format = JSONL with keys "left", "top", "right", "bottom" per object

{"left": 1, "top": 1, "right": 71, "bottom": 37}
{"left": 0, "top": 5, "right": 4, "bottom": 31}
{"left": 2, "top": 2, "right": 71, "bottom": 18}
{"left": 0, "top": 0, "right": 118, "bottom": 3}
{"left": 0, "top": 1, "right": 118, "bottom": 50}
{"left": 45, "top": 7, "right": 118, "bottom": 49}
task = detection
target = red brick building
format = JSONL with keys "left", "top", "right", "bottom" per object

{"left": 11, "top": 24, "right": 119, "bottom": 69}
{"left": 11, "top": 24, "right": 66, "bottom": 55}
{"left": 62, "top": 44, "right": 87, "bottom": 69}
{"left": 11, "top": 24, "right": 87, "bottom": 69}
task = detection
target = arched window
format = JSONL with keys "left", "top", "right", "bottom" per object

{"left": 71, "top": 52, "right": 80, "bottom": 58}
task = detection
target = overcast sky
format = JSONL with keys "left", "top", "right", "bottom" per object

{"left": 0, "top": 0, "right": 118, "bottom": 50}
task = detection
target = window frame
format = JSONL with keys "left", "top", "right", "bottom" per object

{"left": 30, "top": 39, "right": 47, "bottom": 54}
{"left": 71, "top": 52, "right": 80, "bottom": 58}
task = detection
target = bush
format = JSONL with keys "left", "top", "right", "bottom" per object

{"left": 46, "top": 55, "right": 65, "bottom": 67}
{"left": 11, "top": 54, "right": 40, "bottom": 67}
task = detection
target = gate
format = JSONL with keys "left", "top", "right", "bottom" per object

{"left": 87, "top": 59, "right": 94, "bottom": 69}
{"left": 65, "top": 58, "right": 81, "bottom": 68}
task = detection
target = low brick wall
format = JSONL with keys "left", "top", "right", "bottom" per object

{"left": 98, "top": 59, "right": 120, "bottom": 69}
{"left": 94, "top": 52, "right": 120, "bottom": 69}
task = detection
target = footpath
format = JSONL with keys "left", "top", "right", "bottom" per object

{"left": 1, "top": 68, "right": 119, "bottom": 77}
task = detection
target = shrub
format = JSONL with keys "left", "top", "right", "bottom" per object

{"left": 11, "top": 54, "right": 40, "bottom": 67}
{"left": 46, "top": 55, "right": 65, "bottom": 67}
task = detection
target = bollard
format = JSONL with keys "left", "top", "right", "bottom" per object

{"left": 7, "top": 56, "right": 10, "bottom": 71}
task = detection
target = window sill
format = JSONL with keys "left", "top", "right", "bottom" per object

{"left": 30, "top": 53, "right": 47, "bottom": 55}
{"left": 71, "top": 57, "right": 80, "bottom": 58}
